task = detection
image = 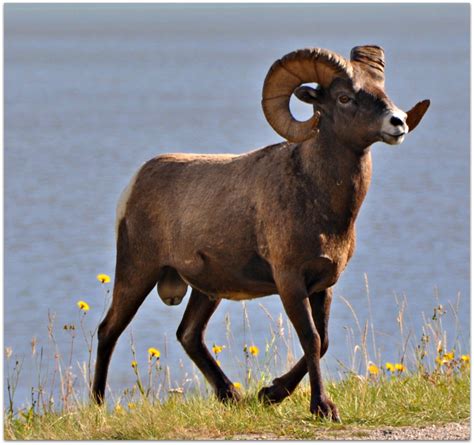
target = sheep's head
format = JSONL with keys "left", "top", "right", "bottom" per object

{"left": 262, "top": 45, "right": 430, "bottom": 148}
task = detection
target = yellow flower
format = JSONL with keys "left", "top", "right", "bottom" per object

{"left": 248, "top": 345, "right": 259, "bottom": 356}
{"left": 436, "top": 356, "right": 448, "bottom": 366}
{"left": 148, "top": 347, "right": 160, "bottom": 359}
{"left": 443, "top": 351, "right": 455, "bottom": 361}
{"left": 128, "top": 402, "right": 136, "bottom": 410}
{"left": 76, "top": 300, "right": 90, "bottom": 311}
{"left": 368, "top": 364, "right": 379, "bottom": 375}
{"left": 395, "top": 363, "right": 406, "bottom": 372}
{"left": 114, "top": 404, "right": 123, "bottom": 413}
{"left": 461, "top": 354, "right": 470, "bottom": 363}
{"left": 233, "top": 382, "right": 242, "bottom": 389}
{"left": 131, "top": 360, "right": 138, "bottom": 368}
{"left": 212, "top": 344, "right": 225, "bottom": 355}
{"left": 97, "top": 273, "right": 111, "bottom": 284}
{"left": 385, "top": 362, "right": 396, "bottom": 372}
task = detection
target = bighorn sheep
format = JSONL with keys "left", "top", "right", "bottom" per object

{"left": 93, "top": 45, "right": 429, "bottom": 420}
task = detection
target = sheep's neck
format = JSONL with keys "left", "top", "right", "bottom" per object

{"left": 299, "top": 134, "right": 373, "bottom": 228}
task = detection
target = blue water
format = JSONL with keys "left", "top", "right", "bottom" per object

{"left": 5, "top": 4, "right": 470, "bottom": 408}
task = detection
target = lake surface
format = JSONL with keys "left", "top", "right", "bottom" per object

{"left": 5, "top": 4, "right": 470, "bottom": 407}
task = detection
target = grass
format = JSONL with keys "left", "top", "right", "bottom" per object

{"left": 3, "top": 273, "right": 471, "bottom": 440}
{"left": 5, "top": 370, "right": 470, "bottom": 440}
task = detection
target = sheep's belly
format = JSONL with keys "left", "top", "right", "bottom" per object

{"left": 218, "top": 291, "right": 269, "bottom": 301}
{"left": 175, "top": 252, "right": 342, "bottom": 301}
{"left": 179, "top": 272, "right": 276, "bottom": 301}
{"left": 175, "top": 250, "right": 277, "bottom": 301}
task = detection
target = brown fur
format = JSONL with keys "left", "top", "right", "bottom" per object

{"left": 92, "top": 46, "right": 429, "bottom": 420}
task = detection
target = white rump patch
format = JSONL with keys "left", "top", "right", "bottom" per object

{"left": 115, "top": 166, "right": 141, "bottom": 240}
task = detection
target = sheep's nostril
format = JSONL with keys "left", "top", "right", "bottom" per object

{"left": 390, "top": 116, "right": 405, "bottom": 127}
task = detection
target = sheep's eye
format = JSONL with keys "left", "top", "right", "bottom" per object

{"left": 338, "top": 95, "right": 351, "bottom": 104}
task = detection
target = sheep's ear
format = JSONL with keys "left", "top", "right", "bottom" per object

{"left": 406, "top": 99, "right": 430, "bottom": 132}
{"left": 294, "top": 86, "right": 321, "bottom": 104}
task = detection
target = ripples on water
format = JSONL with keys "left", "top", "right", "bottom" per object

{"left": 5, "top": 4, "right": 469, "bottom": 405}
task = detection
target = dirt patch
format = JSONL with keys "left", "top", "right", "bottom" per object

{"left": 358, "top": 421, "right": 470, "bottom": 441}
{"left": 228, "top": 421, "right": 470, "bottom": 441}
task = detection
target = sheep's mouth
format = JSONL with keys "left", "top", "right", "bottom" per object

{"left": 381, "top": 131, "right": 406, "bottom": 145}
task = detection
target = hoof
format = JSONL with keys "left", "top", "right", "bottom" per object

{"left": 217, "top": 386, "right": 242, "bottom": 404}
{"left": 311, "top": 397, "right": 341, "bottom": 422}
{"left": 258, "top": 382, "right": 291, "bottom": 405}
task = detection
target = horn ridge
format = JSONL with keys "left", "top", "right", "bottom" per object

{"left": 262, "top": 47, "right": 351, "bottom": 142}
{"left": 350, "top": 45, "right": 385, "bottom": 73}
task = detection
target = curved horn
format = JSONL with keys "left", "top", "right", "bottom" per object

{"left": 350, "top": 45, "right": 385, "bottom": 70}
{"left": 262, "top": 48, "right": 352, "bottom": 142}
{"left": 350, "top": 45, "right": 385, "bottom": 79}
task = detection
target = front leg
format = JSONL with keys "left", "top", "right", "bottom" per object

{"left": 259, "top": 288, "right": 333, "bottom": 404}
{"left": 275, "top": 273, "right": 339, "bottom": 420}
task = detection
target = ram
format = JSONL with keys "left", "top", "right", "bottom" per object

{"left": 93, "top": 45, "right": 430, "bottom": 420}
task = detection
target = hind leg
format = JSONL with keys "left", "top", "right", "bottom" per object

{"left": 92, "top": 274, "right": 158, "bottom": 403}
{"left": 177, "top": 288, "right": 241, "bottom": 402}
{"left": 258, "top": 288, "right": 333, "bottom": 406}
{"left": 92, "top": 221, "right": 161, "bottom": 403}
